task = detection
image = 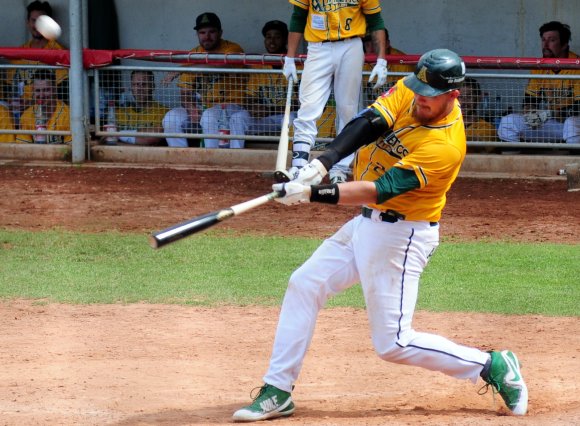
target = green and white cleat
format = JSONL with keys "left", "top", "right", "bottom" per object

{"left": 482, "top": 350, "right": 528, "bottom": 415}
{"left": 233, "top": 384, "right": 295, "bottom": 422}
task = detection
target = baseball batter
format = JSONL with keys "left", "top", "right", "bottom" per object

{"left": 233, "top": 49, "right": 527, "bottom": 422}
{"left": 283, "top": 0, "right": 388, "bottom": 184}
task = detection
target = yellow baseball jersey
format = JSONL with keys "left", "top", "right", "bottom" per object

{"left": 290, "top": 0, "right": 382, "bottom": 42}
{"left": 353, "top": 79, "right": 466, "bottom": 222}
{"left": 117, "top": 102, "right": 169, "bottom": 131}
{"left": 0, "top": 103, "right": 15, "bottom": 143}
{"left": 16, "top": 100, "right": 71, "bottom": 144}
{"left": 6, "top": 40, "right": 68, "bottom": 101}
{"left": 178, "top": 39, "right": 246, "bottom": 107}
{"left": 464, "top": 118, "right": 497, "bottom": 141}
{"left": 526, "top": 51, "right": 580, "bottom": 113}
{"left": 245, "top": 66, "right": 288, "bottom": 108}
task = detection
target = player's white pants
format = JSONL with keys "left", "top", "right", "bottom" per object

{"left": 563, "top": 116, "right": 580, "bottom": 144}
{"left": 292, "top": 37, "right": 364, "bottom": 169}
{"left": 229, "top": 110, "right": 296, "bottom": 142}
{"left": 200, "top": 103, "right": 244, "bottom": 148}
{"left": 498, "top": 113, "right": 580, "bottom": 143}
{"left": 264, "top": 212, "right": 489, "bottom": 393}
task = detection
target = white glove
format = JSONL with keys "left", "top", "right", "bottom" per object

{"left": 369, "top": 58, "right": 388, "bottom": 90}
{"left": 524, "top": 110, "right": 551, "bottom": 128}
{"left": 293, "top": 159, "right": 327, "bottom": 186}
{"left": 272, "top": 182, "right": 311, "bottom": 206}
{"left": 283, "top": 57, "right": 298, "bottom": 82}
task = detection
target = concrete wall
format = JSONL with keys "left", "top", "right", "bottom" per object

{"left": 1, "top": 0, "right": 580, "bottom": 58}
{"left": 0, "top": 143, "right": 575, "bottom": 178}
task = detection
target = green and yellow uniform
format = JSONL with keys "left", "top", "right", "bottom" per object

{"left": 16, "top": 100, "right": 71, "bottom": 144}
{"left": 354, "top": 79, "right": 466, "bottom": 222}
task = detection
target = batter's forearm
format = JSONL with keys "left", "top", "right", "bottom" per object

{"left": 309, "top": 181, "right": 378, "bottom": 205}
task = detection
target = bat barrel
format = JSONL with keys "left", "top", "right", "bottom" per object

{"left": 149, "top": 210, "right": 229, "bottom": 249}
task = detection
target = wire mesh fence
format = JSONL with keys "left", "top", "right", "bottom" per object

{"left": 1, "top": 62, "right": 579, "bottom": 150}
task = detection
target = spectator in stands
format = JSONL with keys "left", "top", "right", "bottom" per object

{"left": 162, "top": 87, "right": 203, "bottom": 147}
{"left": 498, "top": 21, "right": 580, "bottom": 144}
{"left": 7, "top": 0, "right": 68, "bottom": 123}
{"left": 0, "top": 101, "right": 15, "bottom": 143}
{"left": 228, "top": 20, "right": 295, "bottom": 148}
{"left": 165, "top": 12, "right": 246, "bottom": 148}
{"left": 115, "top": 70, "right": 169, "bottom": 146}
{"left": 362, "top": 28, "right": 414, "bottom": 105}
{"left": 460, "top": 77, "right": 497, "bottom": 147}
{"left": 16, "top": 69, "right": 71, "bottom": 144}
{"left": 0, "top": 78, "right": 16, "bottom": 142}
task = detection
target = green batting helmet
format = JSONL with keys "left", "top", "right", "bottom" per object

{"left": 403, "top": 49, "right": 465, "bottom": 97}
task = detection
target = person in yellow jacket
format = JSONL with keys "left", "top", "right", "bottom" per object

{"left": 16, "top": 69, "right": 70, "bottom": 144}
{"left": 115, "top": 70, "right": 169, "bottom": 146}
{"left": 164, "top": 12, "right": 246, "bottom": 148}
{"left": 0, "top": 97, "right": 15, "bottom": 143}
{"left": 6, "top": 1, "right": 68, "bottom": 118}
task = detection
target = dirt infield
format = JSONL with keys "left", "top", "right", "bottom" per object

{"left": 0, "top": 165, "right": 579, "bottom": 425}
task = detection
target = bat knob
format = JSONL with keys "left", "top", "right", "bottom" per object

{"left": 274, "top": 169, "right": 292, "bottom": 183}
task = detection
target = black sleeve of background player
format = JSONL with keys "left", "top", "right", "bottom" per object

{"left": 316, "top": 108, "right": 389, "bottom": 172}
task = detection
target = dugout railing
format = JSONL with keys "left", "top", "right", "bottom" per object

{"left": 1, "top": 52, "right": 579, "bottom": 157}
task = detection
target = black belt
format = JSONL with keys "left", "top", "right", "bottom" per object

{"left": 361, "top": 207, "right": 438, "bottom": 227}
{"left": 321, "top": 36, "right": 359, "bottom": 43}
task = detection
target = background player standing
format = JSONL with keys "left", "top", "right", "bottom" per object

{"left": 233, "top": 49, "right": 527, "bottom": 422}
{"left": 282, "top": 0, "right": 388, "bottom": 184}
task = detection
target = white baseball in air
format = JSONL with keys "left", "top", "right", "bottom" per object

{"left": 35, "top": 15, "right": 62, "bottom": 40}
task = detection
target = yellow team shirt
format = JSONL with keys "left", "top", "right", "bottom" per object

{"left": 6, "top": 40, "right": 68, "bottom": 101}
{"left": 526, "top": 51, "right": 580, "bottom": 113}
{"left": 117, "top": 102, "right": 169, "bottom": 131}
{"left": 178, "top": 39, "right": 246, "bottom": 107}
{"left": 353, "top": 79, "right": 466, "bottom": 222}
{"left": 0, "top": 103, "right": 15, "bottom": 143}
{"left": 464, "top": 118, "right": 497, "bottom": 141}
{"left": 16, "top": 100, "right": 71, "bottom": 144}
{"left": 290, "top": 0, "right": 382, "bottom": 42}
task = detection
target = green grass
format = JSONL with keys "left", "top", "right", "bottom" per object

{"left": 0, "top": 229, "right": 578, "bottom": 316}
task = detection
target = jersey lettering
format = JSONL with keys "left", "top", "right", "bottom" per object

{"left": 376, "top": 131, "right": 409, "bottom": 160}
{"left": 312, "top": 0, "right": 360, "bottom": 13}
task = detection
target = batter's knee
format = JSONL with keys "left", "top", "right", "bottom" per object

{"left": 288, "top": 268, "right": 330, "bottom": 308}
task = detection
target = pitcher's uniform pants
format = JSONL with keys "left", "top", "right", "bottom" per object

{"left": 264, "top": 212, "right": 489, "bottom": 393}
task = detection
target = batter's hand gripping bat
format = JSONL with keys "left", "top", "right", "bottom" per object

{"left": 149, "top": 190, "right": 282, "bottom": 249}
{"left": 273, "top": 76, "right": 294, "bottom": 183}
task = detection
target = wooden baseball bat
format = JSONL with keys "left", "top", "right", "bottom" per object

{"left": 149, "top": 191, "right": 282, "bottom": 249}
{"left": 273, "top": 76, "right": 294, "bottom": 183}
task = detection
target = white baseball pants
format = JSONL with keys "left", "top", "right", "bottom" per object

{"left": 200, "top": 103, "right": 244, "bottom": 148}
{"left": 229, "top": 110, "right": 296, "bottom": 142}
{"left": 292, "top": 37, "right": 364, "bottom": 169}
{"left": 264, "top": 212, "right": 489, "bottom": 393}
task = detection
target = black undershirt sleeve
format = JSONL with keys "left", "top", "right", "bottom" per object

{"left": 316, "top": 108, "right": 389, "bottom": 172}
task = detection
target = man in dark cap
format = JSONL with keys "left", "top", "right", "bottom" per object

{"left": 165, "top": 12, "right": 246, "bottom": 148}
